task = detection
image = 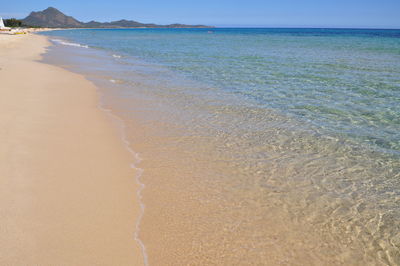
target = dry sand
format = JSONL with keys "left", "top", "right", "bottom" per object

{"left": 0, "top": 33, "right": 144, "bottom": 265}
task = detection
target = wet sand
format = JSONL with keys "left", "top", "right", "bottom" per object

{"left": 0, "top": 33, "right": 144, "bottom": 265}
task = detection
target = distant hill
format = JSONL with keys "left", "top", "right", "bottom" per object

{"left": 22, "top": 7, "right": 212, "bottom": 28}
{"left": 23, "top": 7, "right": 83, "bottom": 28}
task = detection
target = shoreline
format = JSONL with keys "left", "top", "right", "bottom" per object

{"left": 38, "top": 28, "right": 400, "bottom": 265}
{"left": 0, "top": 33, "right": 145, "bottom": 265}
{"left": 7, "top": 28, "right": 399, "bottom": 264}
{"left": 95, "top": 100, "right": 149, "bottom": 266}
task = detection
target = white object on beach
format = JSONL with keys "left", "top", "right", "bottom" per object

{"left": 0, "top": 17, "right": 5, "bottom": 28}
{"left": 0, "top": 17, "right": 11, "bottom": 30}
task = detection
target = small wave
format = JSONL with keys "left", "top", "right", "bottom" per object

{"left": 112, "top": 54, "right": 122, "bottom": 59}
{"left": 96, "top": 102, "right": 148, "bottom": 266}
{"left": 109, "top": 79, "right": 125, "bottom": 84}
{"left": 51, "top": 39, "right": 89, "bottom": 48}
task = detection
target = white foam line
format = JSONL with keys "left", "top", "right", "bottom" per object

{"left": 51, "top": 38, "right": 89, "bottom": 48}
{"left": 46, "top": 38, "right": 148, "bottom": 263}
{"left": 96, "top": 93, "right": 149, "bottom": 266}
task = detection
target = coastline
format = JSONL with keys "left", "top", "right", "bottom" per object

{"left": 5, "top": 28, "right": 399, "bottom": 264}
{"left": 39, "top": 28, "right": 400, "bottom": 265}
{"left": 0, "top": 33, "right": 145, "bottom": 265}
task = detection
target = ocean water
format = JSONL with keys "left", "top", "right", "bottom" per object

{"left": 41, "top": 28, "right": 400, "bottom": 265}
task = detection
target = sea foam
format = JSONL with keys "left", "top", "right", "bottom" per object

{"left": 51, "top": 39, "right": 89, "bottom": 48}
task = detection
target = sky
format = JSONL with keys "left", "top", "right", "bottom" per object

{"left": 1, "top": 0, "right": 399, "bottom": 28}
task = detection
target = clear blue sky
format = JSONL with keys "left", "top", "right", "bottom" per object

{"left": 1, "top": 0, "right": 399, "bottom": 28}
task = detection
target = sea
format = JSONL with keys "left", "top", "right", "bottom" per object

{"left": 41, "top": 28, "right": 400, "bottom": 265}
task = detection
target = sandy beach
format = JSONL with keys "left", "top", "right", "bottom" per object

{"left": 0, "top": 33, "right": 144, "bottom": 265}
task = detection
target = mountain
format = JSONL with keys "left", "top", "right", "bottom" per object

{"left": 23, "top": 7, "right": 83, "bottom": 28}
{"left": 22, "top": 7, "right": 212, "bottom": 28}
{"left": 84, "top": 19, "right": 151, "bottom": 28}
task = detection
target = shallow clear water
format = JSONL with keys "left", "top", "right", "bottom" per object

{"left": 44, "top": 28, "right": 400, "bottom": 155}
{"left": 42, "top": 28, "right": 400, "bottom": 265}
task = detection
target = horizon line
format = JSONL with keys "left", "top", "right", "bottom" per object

{"left": 212, "top": 26, "right": 400, "bottom": 30}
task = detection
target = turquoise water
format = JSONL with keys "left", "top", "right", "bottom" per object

{"left": 43, "top": 28, "right": 400, "bottom": 155}
{"left": 41, "top": 28, "right": 400, "bottom": 264}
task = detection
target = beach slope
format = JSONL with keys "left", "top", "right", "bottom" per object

{"left": 0, "top": 34, "right": 144, "bottom": 265}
